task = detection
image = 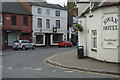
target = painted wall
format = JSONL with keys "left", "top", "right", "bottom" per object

{"left": 78, "top": 17, "right": 87, "bottom": 56}
{"left": 79, "top": 6, "right": 119, "bottom": 63}
{"left": 77, "top": 3, "right": 89, "bottom": 16}
{"left": 32, "top": 5, "right": 68, "bottom": 45}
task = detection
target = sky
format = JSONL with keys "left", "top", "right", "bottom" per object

{"left": 46, "top": 0, "right": 67, "bottom": 6}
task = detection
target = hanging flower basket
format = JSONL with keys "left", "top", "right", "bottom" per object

{"left": 74, "top": 24, "right": 83, "bottom": 32}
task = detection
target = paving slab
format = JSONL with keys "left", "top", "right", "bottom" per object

{"left": 47, "top": 49, "right": 120, "bottom": 75}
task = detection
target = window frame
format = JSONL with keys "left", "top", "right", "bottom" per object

{"left": 38, "top": 18, "right": 42, "bottom": 28}
{"left": 36, "top": 35, "right": 43, "bottom": 44}
{"left": 11, "top": 15, "right": 16, "bottom": 26}
{"left": 92, "top": 30, "right": 97, "bottom": 50}
{"left": 55, "top": 10, "right": 60, "bottom": 16}
{"left": 56, "top": 20, "right": 60, "bottom": 29}
{"left": 23, "top": 16, "right": 28, "bottom": 26}
{"left": 38, "top": 8, "right": 42, "bottom": 14}
{"left": 46, "top": 19, "right": 50, "bottom": 28}
{"left": 46, "top": 9, "right": 50, "bottom": 15}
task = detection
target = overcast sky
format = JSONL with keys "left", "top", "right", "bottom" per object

{"left": 46, "top": 0, "right": 67, "bottom": 6}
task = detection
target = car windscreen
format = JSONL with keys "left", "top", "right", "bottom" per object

{"left": 13, "top": 41, "right": 19, "bottom": 43}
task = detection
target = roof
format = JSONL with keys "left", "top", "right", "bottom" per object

{"left": 80, "top": 2, "right": 120, "bottom": 17}
{"left": 2, "top": 2, "right": 32, "bottom": 15}
{"left": 30, "top": 2, "right": 67, "bottom": 11}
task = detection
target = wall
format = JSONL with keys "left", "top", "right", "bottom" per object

{"left": 81, "top": 6, "right": 119, "bottom": 63}
{"left": 2, "top": 13, "right": 32, "bottom": 42}
{"left": 32, "top": 5, "right": 68, "bottom": 45}
{"left": 77, "top": 3, "right": 89, "bottom": 16}
{"left": 32, "top": 6, "right": 67, "bottom": 34}
{"left": 78, "top": 17, "right": 87, "bottom": 56}
{"left": 3, "top": 13, "right": 32, "bottom": 33}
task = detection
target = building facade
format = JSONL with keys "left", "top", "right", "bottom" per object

{"left": 31, "top": 2, "right": 68, "bottom": 46}
{"left": 2, "top": 2, "right": 32, "bottom": 49}
{"left": 78, "top": 2, "right": 120, "bottom": 63}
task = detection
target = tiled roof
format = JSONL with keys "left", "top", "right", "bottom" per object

{"left": 80, "top": 2, "right": 120, "bottom": 17}
{"left": 2, "top": 2, "right": 32, "bottom": 15}
{"left": 30, "top": 2, "right": 67, "bottom": 10}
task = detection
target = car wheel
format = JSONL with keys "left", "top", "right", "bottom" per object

{"left": 22, "top": 46, "right": 26, "bottom": 50}
{"left": 32, "top": 46, "right": 35, "bottom": 50}
{"left": 64, "top": 45, "right": 67, "bottom": 48}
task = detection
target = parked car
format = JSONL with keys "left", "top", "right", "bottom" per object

{"left": 12, "top": 40, "right": 35, "bottom": 51}
{"left": 58, "top": 41, "right": 73, "bottom": 48}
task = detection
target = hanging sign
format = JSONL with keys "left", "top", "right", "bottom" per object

{"left": 102, "top": 14, "right": 119, "bottom": 48}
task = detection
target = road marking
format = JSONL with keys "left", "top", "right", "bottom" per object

{"left": 8, "top": 67, "right": 13, "bottom": 70}
{"left": 32, "top": 68, "right": 42, "bottom": 71}
{"left": 23, "top": 67, "right": 32, "bottom": 70}
{"left": 64, "top": 70, "right": 74, "bottom": 73}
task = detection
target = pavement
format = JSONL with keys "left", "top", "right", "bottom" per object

{"left": 46, "top": 48, "right": 120, "bottom": 75}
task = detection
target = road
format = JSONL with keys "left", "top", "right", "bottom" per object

{"left": 1, "top": 47, "right": 119, "bottom": 79}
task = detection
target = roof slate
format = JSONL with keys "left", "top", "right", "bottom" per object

{"left": 30, "top": 2, "right": 67, "bottom": 10}
{"left": 2, "top": 2, "right": 32, "bottom": 15}
{"left": 80, "top": 2, "right": 120, "bottom": 17}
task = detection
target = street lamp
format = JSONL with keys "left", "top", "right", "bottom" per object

{"left": 53, "top": 26, "right": 57, "bottom": 33}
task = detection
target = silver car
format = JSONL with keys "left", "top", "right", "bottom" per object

{"left": 12, "top": 40, "right": 35, "bottom": 51}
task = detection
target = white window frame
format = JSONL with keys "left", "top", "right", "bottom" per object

{"left": 92, "top": 30, "right": 97, "bottom": 50}
{"left": 38, "top": 8, "right": 42, "bottom": 14}
{"left": 46, "top": 9, "right": 50, "bottom": 15}
{"left": 56, "top": 20, "right": 60, "bottom": 28}
{"left": 46, "top": 19, "right": 50, "bottom": 28}
{"left": 38, "top": 18, "right": 42, "bottom": 28}
{"left": 55, "top": 10, "right": 60, "bottom": 16}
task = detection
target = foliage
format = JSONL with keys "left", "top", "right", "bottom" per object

{"left": 74, "top": 24, "right": 83, "bottom": 32}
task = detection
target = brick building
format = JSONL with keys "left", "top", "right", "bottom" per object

{"left": 1, "top": 2, "right": 32, "bottom": 49}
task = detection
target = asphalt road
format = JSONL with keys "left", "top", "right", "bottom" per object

{"left": 1, "top": 47, "right": 119, "bottom": 79}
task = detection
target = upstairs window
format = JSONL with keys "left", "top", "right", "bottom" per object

{"left": 38, "top": 18, "right": 42, "bottom": 28}
{"left": 23, "top": 16, "right": 28, "bottom": 26}
{"left": 46, "top": 9, "right": 50, "bottom": 15}
{"left": 56, "top": 10, "right": 60, "bottom": 16}
{"left": 46, "top": 19, "right": 50, "bottom": 28}
{"left": 56, "top": 20, "right": 60, "bottom": 28}
{"left": 11, "top": 16, "right": 16, "bottom": 26}
{"left": 38, "top": 8, "right": 42, "bottom": 14}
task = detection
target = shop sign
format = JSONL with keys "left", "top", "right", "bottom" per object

{"left": 102, "top": 14, "right": 118, "bottom": 48}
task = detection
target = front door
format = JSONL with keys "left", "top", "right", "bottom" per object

{"left": 45, "top": 34, "right": 50, "bottom": 46}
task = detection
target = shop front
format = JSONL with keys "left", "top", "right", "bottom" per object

{"left": 33, "top": 32, "right": 63, "bottom": 46}
{"left": 2, "top": 29, "right": 21, "bottom": 49}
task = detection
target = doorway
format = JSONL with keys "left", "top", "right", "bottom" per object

{"left": 45, "top": 34, "right": 50, "bottom": 46}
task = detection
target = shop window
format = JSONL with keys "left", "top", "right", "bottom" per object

{"left": 53, "top": 34, "right": 62, "bottom": 43}
{"left": 11, "top": 16, "right": 16, "bottom": 26}
{"left": 92, "top": 30, "right": 97, "bottom": 51}
{"left": 23, "top": 16, "right": 28, "bottom": 26}
{"left": 36, "top": 35, "right": 43, "bottom": 44}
